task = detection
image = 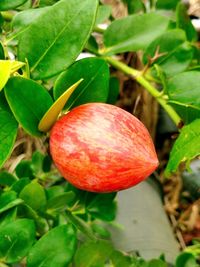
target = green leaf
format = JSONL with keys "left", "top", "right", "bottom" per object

{"left": 103, "top": 12, "right": 170, "bottom": 55}
{"left": 0, "top": 109, "right": 18, "bottom": 168}
{"left": 176, "top": 3, "right": 197, "bottom": 41}
{"left": 0, "top": 219, "right": 35, "bottom": 264}
{"left": 54, "top": 58, "right": 110, "bottom": 109}
{"left": 165, "top": 119, "right": 200, "bottom": 176}
{"left": 148, "top": 259, "right": 168, "bottom": 267}
{"left": 156, "top": 0, "right": 180, "bottom": 10}
{"left": 47, "top": 191, "right": 75, "bottom": 211}
{"left": 39, "top": 0, "right": 59, "bottom": 7}
{"left": 0, "top": 60, "right": 11, "bottom": 91}
{"left": 175, "top": 252, "right": 197, "bottom": 267}
{"left": 0, "top": 0, "right": 28, "bottom": 11}
{"left": 18, "top": 0, "right": 98, "bottom": 79}
{"left": 27, "top": 224, "right": 77, "bottom": 267}
{"left": 19, "top": 181, "right": 47, "bottom": 212}
{"left": 123, "top": 0, "right": 145, "bottom": 14}
{"left": 0, "top": 171, "right": 18, "bottom": 187}
{"left": 167, "top": 71, "right": 200, "bottom": 110}
{"left": 11, "top": 177, "right": 31, "bottom": 194}
{"left": 110, "top": 250, "right": 135, "bottom": 267}
{"left": 15, "top": 160, "right": 34, "bottom": 179}
{"left": 0, "top": 42, "right": 4, "bottom": 59}
{"left": 0, "top": 191, "right": 23, "bottom": 214}
{"left": 95, "top": 5, "right": 112, "bottom": 25}
{"left": 87, "top": 193, "right": 117, "bottom": 221}
{"left": 107, "top": 76, "right": 120, "bottom": 104}
{"left": 74, "top": 240, "right": 114, "bottom": 267}
{"left": 5, "top": 76, "right": 53, "bottom": 136}
{"left": 0, "top": 207, "right": 17, "bottom": 227}
{"left": 143, "top": 29, "right": 193, "bottom": 77}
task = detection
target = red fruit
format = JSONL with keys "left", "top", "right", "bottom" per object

{"left": 50, "top": 103, "right": 158, "bottom": 193}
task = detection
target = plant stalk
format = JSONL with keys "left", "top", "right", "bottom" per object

{"left": 104, "top": 56, "right": 181, "bottom": 126}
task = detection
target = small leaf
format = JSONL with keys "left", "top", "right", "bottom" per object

{"left": 47, "top": 191, "right": 75, "bottom": 211}
{"left": 0, "top": 207, "right": 17, "bottom": 227}
{"left": 5, "top": 76, "right": 53, "bottom": 136}
{"left": 175, "top": 252, "right": 197, "bottom": 267}
{"left": 0, "top": 60, "right": 12, "bottom": 91}
{"left": 11, "top": 178, "right": 31, "bottom": 195}
{"left": 148, "top": 259, "right": 168, "bottom": 267}
{"left": 176, "top": 2, "right": 197, "bottom": 41}
{"left": 38, "top": 79, "right": 83, "bottom": 132}
{"left": 0, "top": 219, "right": 35, "bottom": 264}
{"left": 15, "top": 160, "right": 34, "bottom": 179}
{"left": 18, "top": 0, "right": 98, "bottom": 79}
{"left": 123, "top": 0, "right": 145, "bottom": 14}
{"left": 0, "top": 191, "right": 23, "bottom": 215}
{"left": 54, "top": 58, "right": 110, "bottom": 109}
{"left": 27, "top": 224, "right": 77, "bottom": 267}
{"left": 165, "top": 119, "right": 200, "bottom": 176}
{"left": 0, "top": 0, "right": 28, "bottom": 11}
{"left": 74, "top": 240, "right": 114, "bottom": 267}
{"left": 0, "top": 171, "right": 18, "bottom": 187}
{"left": 103, "top": 12, "right": 170, "bottom": 55}
{"left": 19, "top": 181, "right": 47, "bottom": 212}
{"left": 0, "top": 109, "right": 18, "bottom": 168}
{"left": 110, "top": 250, "right": 133, "bottom": 267}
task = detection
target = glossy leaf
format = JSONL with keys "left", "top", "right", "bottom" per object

{"left": 46, "top": 191, "right": 75, "bottom": 211}
{"left": 19, "top": 181, "right": 47, "bottom": 212}
{"left": 27, "top": 224, "right": 77, "bottom": 267}
{"left": 0, "top": 191, "right": 23, "bottom": 214}
{"left": 18, "top": 0, "right": 98, "bottom": 79}
{"left": 15, "top": 160, "right": 34, "bottom": 179}
{"left": 0, "top": 0, "right": 28, "bottom": 11}
{"left": 165, "top": 119, "right": 200, "bottom": 176}
{"left": 156, "top": 0, "right": 180, "bottom": 10}
{"left": 5, "top": 76, "right": 53, "bottom": 136}
{"left": 38, "top": 79, "right": 83, "bottom": 132}
{"left": 103, "top": 12, "right": 170, "bottom": 55}
{"left": 0, "top": 109, "right": 18, "bottom": 168}
{"left": 0, "top": 171, "right": 18, "bottom": 187}
{"left": 11, "top": 178, "right": 31, "bottom": 194}
{"left": 54, "top": 58, "right": 110, "bottom": 109}
{"left": 167, "top": 71, "right": 200, "bottom": 110}
{"left": 0, "top": 207, "right": 17, "bottom": 227}
{"left": 176, "top": 3, "right": 197, "bottom": 41}
{"left": 0, "top": 219, "right": 35, "bottom": 264}
{"left": 74, "top": 240, "right": 114, "bottom": 267}
{"left": 175, "top": 252, "right": 197, "bottom": 267}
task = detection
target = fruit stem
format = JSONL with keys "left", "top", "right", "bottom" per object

{"left": 104, "top": 56, "right": 181, "bottom": 126}
{"left": 65, "top": 210, "right": 97, "bottom": 241}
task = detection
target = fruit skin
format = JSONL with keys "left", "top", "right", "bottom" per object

{"left": 50, "top": 103, "right": 159, "bottom": 193}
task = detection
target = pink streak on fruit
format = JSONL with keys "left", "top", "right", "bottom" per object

{"left": 50, "top": 103, "right": 159, "bottom": 192}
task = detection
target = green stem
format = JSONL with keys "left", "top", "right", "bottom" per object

{"left": 65, "top": 209, "right": 97, "bottom": 241}
{"left": 93, "top": 26, "right": 105, "bottom": 34}
{"left": 104, "top": 56, "right": 181, "bottom": 126}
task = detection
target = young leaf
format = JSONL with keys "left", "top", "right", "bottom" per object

{"left": 0, "top": 60, "right": 12, "bottom": 91}
{"left": 46, "top": 192, "right": 75, "bottom": 211}
{"left": 27, "top": 224, "right": 77, "bottom": 267}
{"left": 74, "top": 240, "right": 114, "bottom": 267}
{"left": 167, "top": 71, "right": 200, "bottom": 110}
{"left": 0, "top": 0, "right": 28, "bottom": 11}
{"left": 95, "top": 5, "right": 112, "bottom": 25}
{"left": 175, "top": 252, "right": 197, "bottom": 267}
{"left": 11, "top": 178, "right": 31, "bottom": 195}
{"left": 38, "top": 79, "right": 83, "bottom": 132}
{"left": 165, "top": 119, "right": 200, "bottom": 176}
{"left": 18, "top": 0, "right": 98, "bottom": 79}
{"left": 19, "top": 181, "right": 47, "bottom": 212}
{"left": 123, "top": 0, "right": 145, "bottom": 14}
{"left": 5, "top": 76, "right": 53, "bottom": 136}
{"left": 54, "top": 58, "right": 110, "bottom": 109}
{"left": 0, "top": 109, "right": 18, "bottom": 168}
{"left": 110, "top": 250, "right": 133, "bottom": 267}
{"left": 0, "top": 171, "right": 18, "bottom": 187}
{"left": 103, "top": 12, "right": 170, "bottom": 55}
{"left": 0, "top": 219, "right": 35, "bottom": 264}
{"left": 0, "top": 191, "right": 23, "bottom": 214}
{"left": 176, "top": 2, "right": 197, "bottom": 41}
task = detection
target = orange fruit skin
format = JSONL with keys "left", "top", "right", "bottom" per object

{"left": 50, "top": 103, "right": 159, "bottom": 192}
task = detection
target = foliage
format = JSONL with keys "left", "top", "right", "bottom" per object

{"left": 0, "top": 0, "right": 200, "bottom": 266}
